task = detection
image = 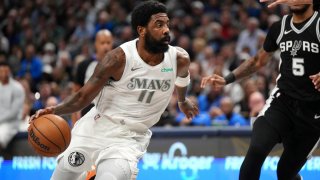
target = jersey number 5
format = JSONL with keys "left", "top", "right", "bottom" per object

{"left": 292, "top": 58, "right": 305, "bottom": 76}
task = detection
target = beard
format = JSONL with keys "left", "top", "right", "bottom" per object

{"left": 144, "top": 31, "right": 170, "bottom": 54}
{"left": 290, "top": 4, "right": 310, "bottom": 15}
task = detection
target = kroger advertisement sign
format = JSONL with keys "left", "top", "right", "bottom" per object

{"left": 140, "top": 142, "right": 320, "bottom": 179}
{"left": 1, "top": 142, "right": 320, "bottom": 179}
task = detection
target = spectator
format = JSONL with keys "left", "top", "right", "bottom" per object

{"left": 255, "top": 74, "right": 269, "bottom": 99}
{"left": 177, "top": 35, "right": 193, "bottom": 59}
{"left": 42, "top": 42, "right": 56, "bottom": 69}
{"left": 197, "top": 45, "right": 215, "bottom": 76}
{"left": 239, "top": 78, "right": 258, "bottom": 119}
{"left": 219, "top": 9, "right": 238, "bottom": 41}
{"left": 19, "top": 101, "right": 31, "bottom": 133}
{"left": 95, "top": 10, "right": 114, "bottom": 34}
{"left": 52, "top": 51, "right": 72, "bottom": 84}
{"left": 188, "top": 61, "right": 203, "bottom": 96}
{"left": 7, "top": 45, "right": 23, "bottom": 76}
{"left": 70, "top": 16, "right": 92, "bottom": 45}
{"left": 41, "top": 42, "right": 56, "bottom": 81}
{"left": 0, "top": 52, "right": 6, "bottom": 64}
{"left": 248, "top": 91, "right": 266, "bottom": 126}
{"left": 236, "top": 17, "right": 266, "bottom": 56}
{"left": 45, "top": 96, "right": 59, "bottom": 108}
{"left": 206, "top": 22, "right": 223, "bottom": 53}
{"left": 18, "top": 78, "right": 34, "bottom": 132}
{"left": 212, "top": 96, "right": 249, "bottom": 126}
{"left": 31, "top": 81, "right": 52, "bottom": 113}
{"left": 0, "top": 61, "right": 25, "bottom": 158}
{"left": 176, "top": 96, "right": 211, "bottom": 126}
{"left": 0, "top": 32, "right": 9, "bottom": 53}
{"left": 72, "top": 29, "right": 113, "bottom": 123}
{"left": 198, "top": 83, "right": 224, "bottom": 112}
{"left": 17, "top": 44, "right": 43, "bottom": 89}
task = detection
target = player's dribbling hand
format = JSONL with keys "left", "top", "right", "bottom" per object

{"left": 200, "top": 74, "right": 226, "bottom": 89}
{"left": 29, "top": 107, "right": 56, "bottom": 123}
{"left": 260, "top": 0, "right": 311, "bottom": 8}
{"left": 310, "top": 72, "right": 320, "bottom": 91}
{"left": 178, "top": 98, "right": 199, "bottom": 120}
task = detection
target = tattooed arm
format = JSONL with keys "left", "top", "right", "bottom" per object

{"left": 233, "top": 49, "right": 272, "bottom": 80}
{"left": 201, "top": 49, "right": 273, "bottom": 88}
{"left": 30, "top": 47, "right": 125, "bottom": 120}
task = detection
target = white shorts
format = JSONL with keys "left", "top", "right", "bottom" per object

{"left": 0, "top": 123, "right": 19, "bottom": 148}
{"left": 57, "top": 108, "right": 152, "bottom": 173}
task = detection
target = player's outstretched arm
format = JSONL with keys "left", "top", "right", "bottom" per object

{"left": 201, "top": 49, "right": 273, "bottom": 88}
{"left": 175, "top": 47, "right": 199, "bottom": 120}
{"left": 30, "top": 47, "right": 125, "bottom": 121}
{"left": 260, "top": 0, "right": 313, "bottom": 8}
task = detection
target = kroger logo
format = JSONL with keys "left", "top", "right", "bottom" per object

{"left": 142, "top": 142, "right": 214, "bottom": 180}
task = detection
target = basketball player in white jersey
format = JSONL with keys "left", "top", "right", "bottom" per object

{"left": 30, "top": 1, "right": 199, "bottom": 180}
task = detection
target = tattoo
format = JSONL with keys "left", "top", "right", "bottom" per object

{"left": 233, "top": 49, "right": 270, "bottom": 80}
{"left": 90, "top": 47, "right": 124, "bottom": 82}
{"left": 55, "top": 48, "right": 125, "bottom": 115}
{"left": 235, "top": 55, "right": 259, "bottom": 78}
{"left": 54, "top": 93, "right": 82, "bottom": 115}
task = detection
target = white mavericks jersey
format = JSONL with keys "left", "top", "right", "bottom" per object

{"left": 95, "top": 39, "right": 177, "bottom": 132}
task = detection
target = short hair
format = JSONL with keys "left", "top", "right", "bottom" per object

{"left": 0, "top": 61, "right": 9, "bottom": 67}
{"left": 95, "top": 29, "right": 112, "bottom": 41}
{"left": 131, "top": 1, "right": 167, "bottom": 35}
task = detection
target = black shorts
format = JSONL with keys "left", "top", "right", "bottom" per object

{"left": 260, "top": 89, "right": 320, "bottom": 140}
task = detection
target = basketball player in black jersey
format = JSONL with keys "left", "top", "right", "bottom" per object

{"left": 202, "top": 2, "right": 320, "bottom": 180}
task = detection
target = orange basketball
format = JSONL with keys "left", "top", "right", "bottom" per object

{"left": 28, "top": 114, "right": 71, "bottom": 157}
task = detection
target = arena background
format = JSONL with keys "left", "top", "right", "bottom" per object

{"left": 1, "top": 0, "right": 320, "bottom": 179}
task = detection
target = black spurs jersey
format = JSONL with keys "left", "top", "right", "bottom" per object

{"left": 264, "top": 11, "right": 320, "bottom": 101}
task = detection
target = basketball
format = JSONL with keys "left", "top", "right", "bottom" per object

{"left": 28, "top": 114, "right": 71, "bottom": 157}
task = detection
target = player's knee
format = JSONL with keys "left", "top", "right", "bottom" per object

{"left": 96, "top": 159, "right": 138, "bottom": 180}
{"left": 248, "top": 143, "right": 270, "bottom": 157}
{"left": 250, "top": 117, "right": 278, "bottom": 155}
{"left": 51, "top": 158, "right": 84, "bottom": 180}
{"left": 97, "top": 172, "right": 118, "bottom": 180}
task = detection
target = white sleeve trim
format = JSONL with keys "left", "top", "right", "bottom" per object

{"left": 276, "top": 15, "right": 288, "bottom": 45}
{"left": 316, "top": 18, "right": 320, "bottom": 43}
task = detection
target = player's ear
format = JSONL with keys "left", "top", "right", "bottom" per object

{"left": 137, "top": 26, "right": 146, "bottom": 37}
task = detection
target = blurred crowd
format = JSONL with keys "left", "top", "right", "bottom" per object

{"left": 0, "top": 0, "right": 291, "bottom": 131}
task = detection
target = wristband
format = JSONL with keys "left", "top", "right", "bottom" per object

{"left": 224, "top": 73, "right": 236, "bottom": 85}
{"left": 175, "top": 72, "right": 190, "bottom": 87}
